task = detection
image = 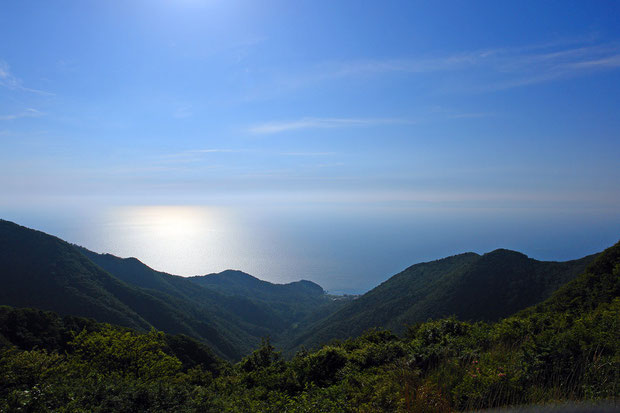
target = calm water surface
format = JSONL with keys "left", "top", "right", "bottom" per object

{"left": 1, "top": 204, "right": 618, "bottom": 293}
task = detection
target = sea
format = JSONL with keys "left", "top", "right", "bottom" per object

{"left": 1, "top": 202, "right": 617, "bottom": 294}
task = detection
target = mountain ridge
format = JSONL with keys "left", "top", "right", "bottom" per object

{"left": 78, "top": 246, "right": 332, "bottom": 342}
{"left": 0, "top": 239, "right": 617, "bottom": 411}
{"left": 285, "top": 247, "right": 597, "bottom": 351}
{"left": 1, "top": 219, "right": 322, "bottom": 359}
{"left": 0, "top": 218, "right": 603, "bottom": 360}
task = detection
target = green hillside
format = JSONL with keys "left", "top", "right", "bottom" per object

{"left": 0, "top": 219, "right": 293, "bottom": 359}
{"left": 0, "top": 305, "right": 224, "bottom": 376}
{"left": 0, "top": 220, "right": 152, "bottom": 332}
{"left": 0, "top": 219, "right": 343, "bottom": 360}
{"left": 189, "top": 269, "right": 324, "bottom": 304}
{"left": 1, "top": 242, "right": 616, "bottom": 411}
{"left": 288, "top": 248, "right": 596, "bottom": 351}
{"left": 80, "top": 248, "right": 332, "bottom": 333}
{"left": 527, "top": 242, "right": 620, "bottom": 316}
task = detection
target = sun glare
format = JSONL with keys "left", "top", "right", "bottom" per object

{"left": 100, "top": 205, "right": 234, "bottom": 275}
{"left": 126, "top": 206, "right": 210, "bottom": 240}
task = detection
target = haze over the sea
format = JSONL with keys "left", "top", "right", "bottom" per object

{"left": 1, "top": 203, "right": 617, "bottom": 294}
{"left": 1, "top": 1, "right": 619, "bottom": 293}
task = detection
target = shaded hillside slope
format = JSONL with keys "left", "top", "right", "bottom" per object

{"left": 78, "top": 249, "right": 295, "bottom": 335}
{"left": 0, "top": 219, "right": 272, "bottom": 359}
{"left": 1, "top": 242, "right": 616, "bottom": 411}
{"left": 189, "top": 269, "right": 324, "bottom": 303}
{"left": 189, "top": 270, "right": 330, "bottom": 325}
{"left": 0, "top": 305, "right": 224, "bottom": 375}
{"left": 288, "top": 248, "right": 596, "bottom": 351}
{"left": 521, "top": 240, "right": 619, "bottom": 317}
{"left": 80, "top": 249, "right": 330, "bottom": 330}
{"left": 0, "top": 220, "right": 151, "bottom": 332}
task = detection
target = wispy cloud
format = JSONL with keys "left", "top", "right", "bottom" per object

{"left": 162, "top": 148, "right": 238, "bottom": 158}
{"left": 161, "top": 148, "right": 337, "bottom": 163}
{"left": 0, "top": 61, "right": 20, "bottom": 89}
{"left": 469, "top": 43, "right": 620, "bottom": 92}
{"left": 567, "top": 54, "right": 620, "bottom": 69}
{"left": 0, "top": 108, "right": 44, "bottom": 121}
{"left": 328, "top": 40, "right": 619, "bottom": 77}
{"left": 155, "top": 148, "right": 240, "bottom": 165}
{"left": 188, "top": 149, "right": 237, "bottom": 154}
{"left": 447, "top": 112, "right": 493, "bottom": 119}
{"left": 0, "top": 60, "right": 54, "bottom": 95}
{"left": 173, "top": 104, "right": 193, "bottom": 119}
{"left": 280, "top": 152, "right": 336, "bottom": 156}
{"left": 249, "top": 117, "right": 413, "bottom": 134}
{"left": 261, "top": 39, "right": 620, "bottom": 96}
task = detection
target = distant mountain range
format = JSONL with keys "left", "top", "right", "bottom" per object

{"left": 0, "top": 218, "right": 605, "bottom": 359}
{"left": 0, "top": 219, "right": 330, "bottom": 359}
{"left": 0, "top": 234, "right": 617, "bottom": 411}
{"left": 78, "top": 247, "right": 332, "bottom": 339}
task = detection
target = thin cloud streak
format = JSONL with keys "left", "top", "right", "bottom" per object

{"left": 280, "top": 152, "right": 337, "bottom": 156}
{"left": 0, "top": 60, "right": 54, "bottom": 96}
{"left": 249, "top": 117, "right": 414, "bottom": 134}
{"left": 447, "top": 112, "right": 494, "bottom": 119}
{"left": 173, "top": 105, "right": 193, "bottom": 119}
{"left": 162, "top": 148, "right": 239, "bottom": 158}
{"left": 568, "top": 54, "right": 620, "bottom": 69}
{"left": 0, "top": 108, "right": 44, "bottom": 121}
{"left": 189, "top": 149, "right": 238, "bottom": 153}
{"left": 267, "top": 40, "right": 620, "bottom": 95}
{"left": 154, "top": 148, "right": 241, "bottom": 165}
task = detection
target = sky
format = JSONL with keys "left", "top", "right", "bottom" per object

{"left": 1, "top": 1, "right": 619, "bottom": 292}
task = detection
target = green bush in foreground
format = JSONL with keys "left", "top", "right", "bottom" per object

{"left": 0, "top": 243, "right": 618, "bottom": 411}
{"left": 1, "top": 302, "right": 616, "bottom": 412}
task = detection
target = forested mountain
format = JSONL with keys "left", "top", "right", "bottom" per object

{"left": 0, "top": 220, "right": 331, "bottom": 360}
{"left": 79, "top": 248, "right": 331, "bottom": 332}
{"left": 521, "top": 240, "right": 620, "bottom": 316}
{"left": 1, "top": 218, "right": 602, "bottom": 361}
{"left": 0, "top": 218, "right": 603, "bottom": 362}
{"left": 189, "top": 270, "right": 324, "bottom": 303}
{"left": 0, "top": 220, "right": 153, "bottom": 332}
{"left": 287, "top": 248, "right": 596, "bottom": 351}
{"left": 0, "top": 219, "right": 260, "bottom": 359}
{"left": 79, "top": 249, "right": 324, "bottom": 302}
{"left": 0, "top": 305, "right": 224, "bottom": 376}
{"left": 1, "top": 241, "right": 617, "bottom": 411}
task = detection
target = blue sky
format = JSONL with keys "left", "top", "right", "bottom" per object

{"left": 1, "top": 1, "right": 619, "bottom": 289}
{"left": 2, "top": 0, "right": 620, "bottom": 208}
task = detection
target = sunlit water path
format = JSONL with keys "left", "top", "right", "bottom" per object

{"left": 1, "top": 204, "right": 617, "bottom": 294}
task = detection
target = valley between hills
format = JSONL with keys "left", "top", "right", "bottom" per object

{"left": 0, "top": 218, "right": 618, "bottom": 411}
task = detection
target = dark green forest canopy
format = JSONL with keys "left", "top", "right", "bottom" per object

{"left": 0, "top": 239, "right": 617, "bottom": 411}
{"left": 0, "top": 219, "right": 605, "bottom": 360}
{"left": 0, "top": 219, "right": 336, "bottom": 360}
{"left": 79, "top": 246, "right": 335, "bottom": 349}
{"left": 0, "top": 306, "right": 223, "bottom": 375}
{"left": 286, "top": 248, "right": 596, "bottom": 352}
{"left": 0, "top": 219, "right": 254, "bottom": 360}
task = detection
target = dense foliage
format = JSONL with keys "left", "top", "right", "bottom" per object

{"left": 1, "top": 242, "right": 618, "bottom": 411}
{"left": 288, "top": 249, "right": 595, "bottom": 351}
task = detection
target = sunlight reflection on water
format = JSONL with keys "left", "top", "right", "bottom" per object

{"left": 99, "top": 206, "right": 240, "bottom": 276}
{"left": 1, "top": 203, "right": 617, "bottom": 294}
